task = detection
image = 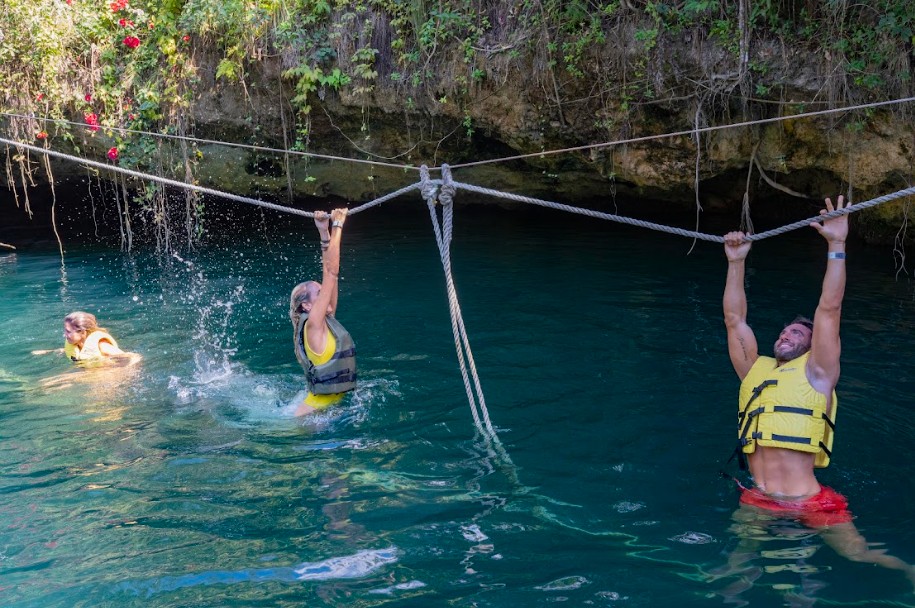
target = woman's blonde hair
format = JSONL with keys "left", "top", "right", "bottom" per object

{"left": 289, "top": 281, "right": 320, "bottom": 326}
{"left": 64, "top": 311, "right": 104, "bottom": 333}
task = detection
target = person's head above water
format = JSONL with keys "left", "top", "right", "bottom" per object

{"left": 773, "top": 315, "right": 814, "bottom": 364}
{"left": 63, "top": 311, "right": 101, "bottom": 347}
{"left": 289, "top": 281, "right": 323, "bottom": 326}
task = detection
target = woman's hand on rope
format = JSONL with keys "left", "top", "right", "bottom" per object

{"left": 331, "top": 208, "right": 348, "bottom": 230}
{"left": 314, "top": 210, "right": 331, "bottom": 242}
{"left": 723, "top": 231, "right": 752, "bottom": 262}
{"left": 811, "top": 196, "right": 848, "bottom": 244}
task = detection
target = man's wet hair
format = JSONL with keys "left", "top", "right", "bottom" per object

{"left": 785, "top": 315, "right": 814, "bottom": 332}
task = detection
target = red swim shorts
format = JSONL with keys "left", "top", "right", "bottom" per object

{"left": 739, "top": 485, "right": 853, "bottom": 528}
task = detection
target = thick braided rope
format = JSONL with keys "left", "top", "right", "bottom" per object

{"left": 7, "top": 136, "right": 913, "bottom": 242}
{"left": 423, "top": 165, "right": 519, "bottom": 482}
{"left": 450, "top": 181, "right": 915, "bottom": 242}
{"left": 420, "top": 165, "right": 485, "bottom": 435}
{"left": 744, "top": 185, "right": 915, "bottom": 241}
{"left": 1, "top": 137, "right": 421, "bottom": 218}
{"left": 347, "top": 182, "right": 424, "bottom": 214}
{"left": 2, "top": 137, "right": 315, "bottom": 218}
{"left": 439, "top": 166, "right": 501, "bottom": 441}
{"left": 452, "top": 181, "right": 724, "bottom": 241}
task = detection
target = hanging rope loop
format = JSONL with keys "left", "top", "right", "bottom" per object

{"left": 419, "top": 164, "right": 439, "bottom": 206}
{"left": 439, "top": 164, "right": 455, "bottom": 208}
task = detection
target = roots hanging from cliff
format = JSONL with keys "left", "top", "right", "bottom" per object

{"left": 893, "top": 200, "right": 909, "bottom": 279}
{"left": 279, "top": 75, "right": 295, "bottom": 204}
{"left": 112, "top": 175, "right": 127, "bottom": 251}
{"left": 688, "top": 101, "right": 707, "bottom": 255}
{"left": 741, "top": 142, "right": 757, "bottom": 236}
{"left": 4, "top": 116, "right": 42, "bottom": 219}
{"left": 40, "top": 141, "right": 65, "bottom": 260}
{"left": 177, "top": 117, "right": 201, "bottom": 249}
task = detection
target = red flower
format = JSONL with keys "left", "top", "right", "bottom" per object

{"left": 84, "top": 112, "right": 99, "bottom": 132}
{"left": 123, "top": 36, "right": 140, "bottom": 49}
{"left": 128, "top": 113, "right": 137, "bottom": 120}
{"left": 66, "top": 0, "right": 72, "bottom": 5}
{"left": 84, "top": 93, "right": 92, "bottom": 102}
{"left": 107, "top": 147, "right": 119, "bottom": 161}
{"left": 182, "top": 35, "right": 190, "bottom": 42}
{"left": 36, "top": 131, "right": 48, "bottom": 139}
{"left": 118, "top": 18, "right": 134, "bottom": 27}
{"left": 36, "top": 93, "right": 45, "bottom": 101}
{"left": 109, "top": 0, "right": 128, "bottom": 11}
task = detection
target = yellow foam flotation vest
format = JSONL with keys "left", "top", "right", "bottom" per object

{"left": 293, "top": 312, "right": 356, "bottom": 410}
{"left": 737, "top": 352, "right": 837, "bottom": 469}
{"left": 64, "top": 330, "right": 118, "bottom": 362}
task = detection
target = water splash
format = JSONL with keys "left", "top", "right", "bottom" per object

{"left": 669, "top": 532, "right": 715, "bottom": 545}
{"left": 115, "top": 547, "right": 399, "bottom": 598}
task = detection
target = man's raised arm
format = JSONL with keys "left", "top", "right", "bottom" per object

{"left": 723, "top": 231, "right": 759, "bottom": 380}
{"left": 807, "top": 196, "right": 848, "bottom": 395}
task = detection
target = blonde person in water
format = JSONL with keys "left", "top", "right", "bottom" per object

{"left": 33, "top": 312, "right": 141, "bottom": 386}
{"left": 289, "top": 208, "right": 357, "bottom": 416}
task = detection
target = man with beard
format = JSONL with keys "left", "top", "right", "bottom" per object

{"left": 722, "top": 195, "right": 848, "bottom": 521}
{"left": 719, "top": 195, "right": 915, "bottom": 589}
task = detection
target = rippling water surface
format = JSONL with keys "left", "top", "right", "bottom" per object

{"left": 2, "top": 204, "right": 915, "bottom": 606}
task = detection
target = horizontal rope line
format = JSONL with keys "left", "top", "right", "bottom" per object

{"left": 0, "top": 112, "right": 419, "bottom": 171}
{"left": 0, "top": 136, "right": 422, "bottom": 217}
{"left": 448, "top": 180, "right": 915, "bottom": 243}
{"left": 4, "top": 138, "right": 911, "bottom": 243}
{"left": 444, "top": 96, "right": 915, "bottom": 170}
{"left": 9, "top": 96, "right": 914, "bottom": 174}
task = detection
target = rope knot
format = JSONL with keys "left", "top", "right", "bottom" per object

{"left": 439, "top": 164, "right": 455, "bottom": 207}
{"left": 419, "top": 164, "right": 438, "bottom": 205}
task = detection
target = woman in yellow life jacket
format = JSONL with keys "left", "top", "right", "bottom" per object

{"left": 62, "top": 311, "right": 122, "bottom": 361}
{"left": 288, "top": 208, "right": 356, "bottom": 417}
{"left": 33, "top": 311, "right": 141, "bottom": 367}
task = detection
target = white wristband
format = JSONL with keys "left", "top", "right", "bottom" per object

{"left": 827, "top": 252, "right": 846, "bottom": 260}
{"left": 332, "top": 220, "right": 343, "bottom": 228}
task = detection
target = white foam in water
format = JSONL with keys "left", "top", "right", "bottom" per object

{"left": 293, "top": 547, "right": 399, "bottom": 580}
{"left": 164, "top": 251, "right": 401, "bottom": 427}
{"left": 595, "top": 590, "right": 628, "bottom": 601}
{"left": 669, "top": 531, "right": 715, "bottom": 544}
{"left": 170, "top": 365, "right": 400, "bottom": 429}
{"left": 461, "top": 524, "right": 489, "bottom": 543}
{"left": 535, "top": 575, "right": 590, "bottom": 591}
{"left": 368, "top": 580, "right": 427, "bottom": 595}
{"left": 612, "top": 501, "right": 645, "bottom": 513}
{"left": 115, "top": 547, "right": 400, "bottom": 596}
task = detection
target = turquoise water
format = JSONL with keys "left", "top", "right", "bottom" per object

{"left": 2, "top": 203, "right": 915, "bottom": 606}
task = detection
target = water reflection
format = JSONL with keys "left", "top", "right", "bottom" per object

{"left": 706, "top": 502, "right": 915, "bottom": 606}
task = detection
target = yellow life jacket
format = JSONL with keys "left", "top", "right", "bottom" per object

{"left": 64, "top": 330, "right": 118, "bottom": 362}
{"left": 737, "top": 353, "right": 837, "bottom": 469}
{"left": 293, "top": 312, "right": 356, "bottom": 410}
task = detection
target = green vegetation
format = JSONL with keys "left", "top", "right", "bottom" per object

{"left": 2, "top": 0, "right": 913, "bottom": 247}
